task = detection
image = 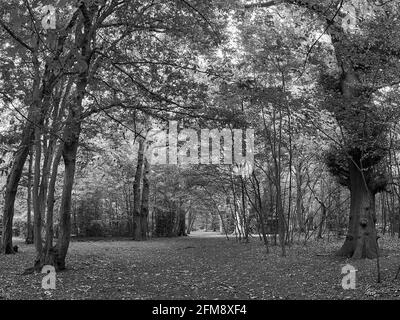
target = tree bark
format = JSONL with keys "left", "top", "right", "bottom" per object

{"left": 1, "top": 33, "right": 65, "bottom": 253}
{"left": 55, "top": 112, "right": 82, "bottom": 270}
{"left": 132, "top": 138, "right": 144, "bottom": 240}
{"left": 44, "top": 145, "right": 62, "bottom": 254}
{"left": 336, "top": 160, "right": 378, "bottom": 258}
{"left": 2, "top": 120, "right": 35, "bottom": 253}
{"left": 295, "top": 163, "right": 305, "bottom": 233}
{"left": 317, "top": 200, "right": 327, "bottom": 239}
{"left": 26, "top": 148, "right": 34, "bottom": 244}
{"left": 140, "top": 156, "right": 150, "bottom": 239}
{"left": 32, "top": 127, "right": 43, "bottom": 256}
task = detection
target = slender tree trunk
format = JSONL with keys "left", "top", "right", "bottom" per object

{"left": 140, "top": 157, "right": 150, "bottom": 239}
{"left": 133, "top": 138, "right": 144, "bottom": 240}
{"left": 295, "top": 164, "right": 305, "bottom": 233}
{"left": 44, "top": 145, "right": 62, "bottom": 254}
{"left": 317, "top": 202, "right": 327, "bottom": 239}
{"left": 26, "top": 148, "right": 34, "bottom": 244}
{"left": 186, "top": 208, "right": 192, "bottom": 235}
{"left": 256, "top": 183, "right": 269, "bottom": 252}
{"left": 56, "top": 117, "right": 81, "bottom": 270}
{"left": 240, "top": 178, "right": 249, "bottom": 242}
{"left": 32, "top": 128, "right": 43, "bottom": 257}
{"left": 381, "top": 193, "right": 386, "bottom": 235}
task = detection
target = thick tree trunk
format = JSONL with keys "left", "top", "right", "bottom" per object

{"left": 337, "top": 161, "right": 378, "bottom": 258}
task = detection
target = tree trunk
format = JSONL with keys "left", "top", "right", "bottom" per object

{"left": 2, "top": 30, "right": 63, "bottom": 254}
{"left": 26, "top": 148, "right": 34, "bottom": 244}
{"left": 32, "top": 128, "right": 43, "bottom": 256}
{"left": 186, "top": 209, "right": 192, "bottom": 235}
{"left": 295, "top": 164, "right": 305, "bottom": 233}
{"left": 317, "top": 202, "right": 327, "bottom": 239}
{"left": 140, "top": 157, "right": 150, "bottom": 239}
{"left": 2, "top": 121, "right": 34, "bottom": 253}
{"left": 56, "top": 120, "right": 81, "bottom": 270}
{"left": 47, "top": 1, "right": 97, "bottom": 270}
{"left": 132, "top": 138, "right": 144, "bottom": 240}
{"left": 337, "top": 161, "right": 378, "bottom": 258}
{"left": 44, "top": 145, "right": 62, "bottom": 254}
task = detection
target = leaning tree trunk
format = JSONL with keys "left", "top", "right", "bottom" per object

{"left": 2, "top": 120, "right": 35, "bottom": 253}
{"left": 337, "top": 160, "right": 378, "bottom": 258}
{"left": 1, "top": 29, "right": 63, "bottom": 253}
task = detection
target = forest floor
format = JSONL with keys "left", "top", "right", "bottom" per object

{"left": 2, "top": 231, "right": 400, "bottom": 300}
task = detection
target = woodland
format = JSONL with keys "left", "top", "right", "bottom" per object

{"left": 1, "top": 0, "right": 400, "bottom": 300}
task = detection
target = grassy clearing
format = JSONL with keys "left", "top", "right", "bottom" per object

{"left": 1, "top": 232, "right": 400, "bottom": 300}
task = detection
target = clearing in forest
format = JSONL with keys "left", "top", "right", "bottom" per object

{"left": 2, "top": 232, "right": 400, "bottom": 300}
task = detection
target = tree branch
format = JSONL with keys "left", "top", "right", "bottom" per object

{"left": 0, "top": 18, "right": 33, "bottom": 52}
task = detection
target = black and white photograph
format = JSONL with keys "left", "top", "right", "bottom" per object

{"left": 0, "top": 0, "right": 400, "bottom": 309}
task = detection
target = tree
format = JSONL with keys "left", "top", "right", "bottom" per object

{"left": 244, "top": 0, "right": 400, "bottom": 258}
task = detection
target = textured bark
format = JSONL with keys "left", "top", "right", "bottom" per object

{"left": 336, "top": 161, "right": 378, "bottom": 258}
